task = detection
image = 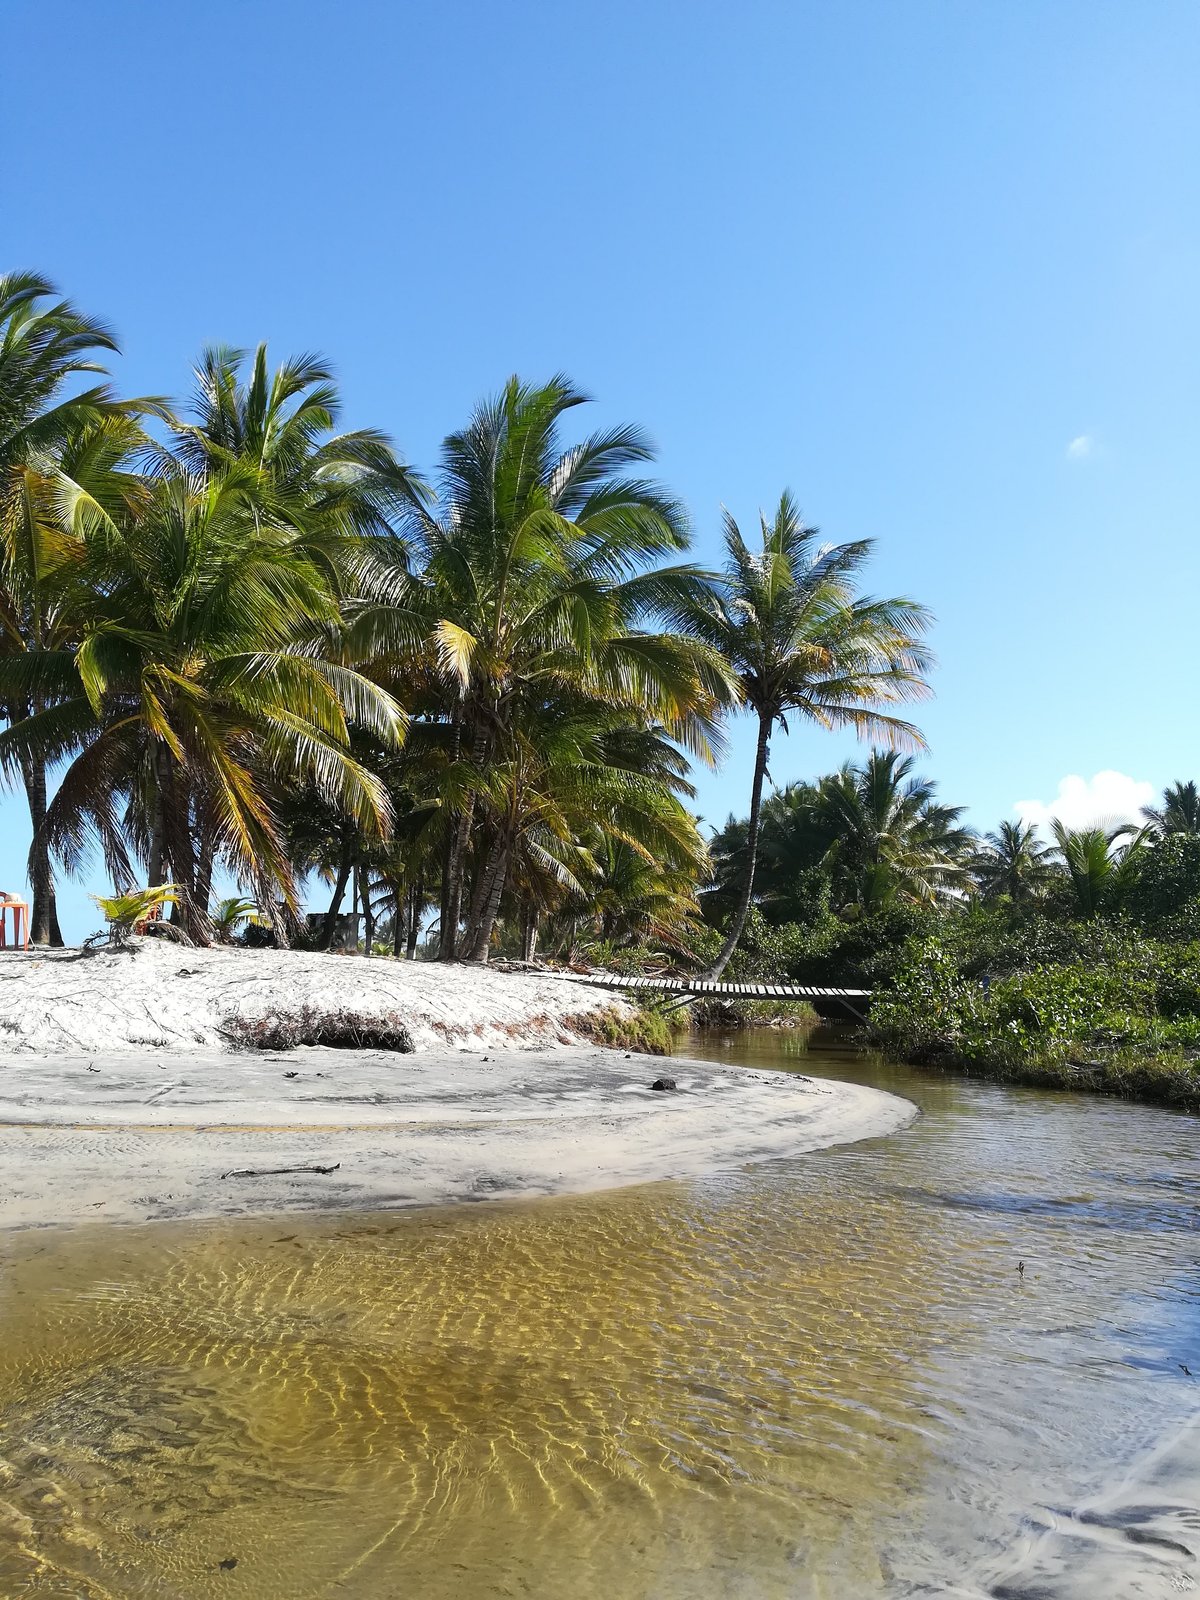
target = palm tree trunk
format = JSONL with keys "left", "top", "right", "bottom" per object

{"left": 521, "top": 904, "right": 538, "bottom": 962}
{"left": 361, "top": 867, "right": 375, "bottom": 955}
{"left": 439, "top": 719, "right": 466, "bottom": 960}
{"left": 441, "top": 803, "right": 476, "bottom": 959}
{"left": 147, "top": 799, "right": 165, "bottom": 886}
{"left": 195, "top": 822, "right": 216, "bottom": 918}
{"left": 21, "top": 753, "right": 59, "bottom": 945}
{"left": 317, "top": 842, "right": 354, "bottom": 951}
{"left": 441, "top": 721, "right": 486, "bottom": 961}
{"left": 406, "top": 880, "right": 421, "bottom": 960}
{"left": 465, "top": 838, "right": 508, "bottom": 963}
{"left": 161, "top": 764, "right": 205, "bottom": 941}
{"left": 706, "top": 711, "right": 772, "bottom": 980}
{"left": 462, "top": 827, "right": 496, "bottom": 952}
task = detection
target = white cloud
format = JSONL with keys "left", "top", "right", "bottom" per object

{"left": 1066, "top": 434, "right": 1093, "bottom": 460}
{"left": 1014, "top": 771, "right": 1154, "bottom": 835}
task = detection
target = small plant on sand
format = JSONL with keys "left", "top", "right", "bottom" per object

{"left": 567, "top": 1002, "right": 682, "bottom": 1055}
{"left": 90, "top": 885, "right": 179, "bottom": 946}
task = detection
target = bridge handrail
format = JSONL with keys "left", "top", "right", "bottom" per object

{"left": 545, "top": 971, "right": 871, "bottom": 1001}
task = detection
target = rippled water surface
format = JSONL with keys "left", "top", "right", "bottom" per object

{"left": 1, "top": 1031, "right": 1198, "bottom": 1598}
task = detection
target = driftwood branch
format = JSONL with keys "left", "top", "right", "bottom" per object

{"left": 220, "top": 1162, "right": 342, "bottom": 1180}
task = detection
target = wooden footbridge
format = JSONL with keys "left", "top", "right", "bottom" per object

{"left": 554, "top": 971, "right": 872, "bottom": 1022}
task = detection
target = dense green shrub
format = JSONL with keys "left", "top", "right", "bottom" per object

{"left": 868, "top": 905, "right": 1200, "bottom": 1108}
{"left": 1127, "top": 835, "right": 1200, "bottom": 930}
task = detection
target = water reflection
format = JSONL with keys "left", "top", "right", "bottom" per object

{"left": 0, "top": 1029, "right": 1196, "bottom": 1597}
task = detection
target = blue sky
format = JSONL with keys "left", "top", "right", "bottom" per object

{"left": 4, "top": 1, "right": 1198, "bottom": 938}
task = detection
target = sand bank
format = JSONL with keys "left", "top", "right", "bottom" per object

{"left": 0, "top": 940, "right": 628, "bottom": 1055}
{"left": 0, "top": 944, "right": 914, "bottom": 1230}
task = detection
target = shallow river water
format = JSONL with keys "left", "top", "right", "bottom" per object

{"left": 0, "top": 1030, "right": 1198, "bottom": 1599}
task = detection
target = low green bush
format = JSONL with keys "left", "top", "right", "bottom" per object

{"left": 568, "top": 1001, "right": 682, "bottom": 1055}
{"left": 869, "top": 910, "right": 1200, "bottom": 1108}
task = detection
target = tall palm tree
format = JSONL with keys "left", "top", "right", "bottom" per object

{"left": 166, "top": 342, "right": 425, "bottom": 918}
{"left": 0, "top": 273, "right": 126, "bottom": 942}
{"left": 383, "top": 374, "right": 731, "bottom": 961}
{"left": 672, "top": 492, "right": 933, "bottom": 977}
{"left": 972, "top": 818, "right": 1055, "bottom": 902}
{"left": 1144, "top": 780, "right": 1200, "bottom": 839}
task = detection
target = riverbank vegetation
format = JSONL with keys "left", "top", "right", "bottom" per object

{"left": 702, "top": 773, "right": 1200, "bottom": 1109}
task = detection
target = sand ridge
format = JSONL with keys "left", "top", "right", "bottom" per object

{"left": 0, "top": 944, "right": 915, "bottom": 1230}
{"left": 0, "top": 941, "right": 625, "bottom": 1055}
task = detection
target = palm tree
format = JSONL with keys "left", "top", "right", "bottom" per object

{"left": 0, "top": 273, "right": 126, "bottom": 942}
{"left": 972, "top": 819, "right": 1055, "bottom": 902}
{"left": 0, "top": 458, "right": 407, "bottom": 941}
{"left": 578, "top": 833, "right": 705, "bottom": 952}
{"left": 454, "top": 688, "right": 711, "bottom": 963}
{"left": 672, "top": 492, "right": 933, "bottom": 977}
{"left": 1144, "top": 780, "right": 1200, "bottom": 839}
{"left": 168, "top": 343, "right": 426, "bottom": 921}
{"left": 211, "top": 895, "right": 258, "bottom": 943}
{"left": 385, "top": 374, "right": 731, "bottom": 961}
{"left": 806, "top": 751, "right": 973, "bottom": 911}
{"left": 1050, "top": 819, "right": 1146, "bottom": 918}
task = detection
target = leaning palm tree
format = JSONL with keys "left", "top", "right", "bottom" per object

{"left": 972, "top": 818, "right": 1055, "bottom": 902}
{"left": 1144, "top": 780, "right": 1200, "bottom": 839}
{"left": 0, "top": 273, "right": 126, "bottom": 942}
{"left": 672, "top": 492, "right": 933, "bottom": 977}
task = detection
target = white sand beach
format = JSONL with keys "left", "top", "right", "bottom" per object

{"left": 0, "top": 943, "right": 914, "bottom": 1230}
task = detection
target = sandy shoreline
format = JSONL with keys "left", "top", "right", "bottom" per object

{"left": 0, "top": 944, "right": 914, "bottom": 1230}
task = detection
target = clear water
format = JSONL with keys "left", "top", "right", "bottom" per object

{"left": 0, "top": 1029, "right": 1197, "bottom": 1598}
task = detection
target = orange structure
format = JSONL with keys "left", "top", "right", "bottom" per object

{"left": 0, "top": 894, "right": 30, "bottom": 952}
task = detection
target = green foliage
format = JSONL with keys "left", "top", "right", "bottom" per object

{"left": 1155, "top": 944, "right": 1200, "bottom": 1019}
{"left": 1144, "top": 780, "right": 1200, "bottom": 839}
{"left": 972, "top": 820, "right": 1054, "bottom": 902}
{"left": 706, "top": 755, "right": 972, "bottom": 929}
{"left": 211, "top": 896, "right": 257, "bottom": 942}
{"left": 1127, "top": 834, "right": 1200, "bottom": 928}
{"left": 568, "top": 1001, "right": 682, "bottom": 1055}
{"left": 90, "top": 883, "right": 178, "bottom": 941}
{"left": 1048, "top": 821, "right": 1146, "bottom": 919}
{"left": 869, "top": 904, "right": 1200, "bottom": 1109}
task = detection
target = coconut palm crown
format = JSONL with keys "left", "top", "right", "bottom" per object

{"left": 972, "top": 818, "right": 1055, "bottom": 902}
{"left": 1144, "top": 780, "right": 1200, "bottom": 839}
